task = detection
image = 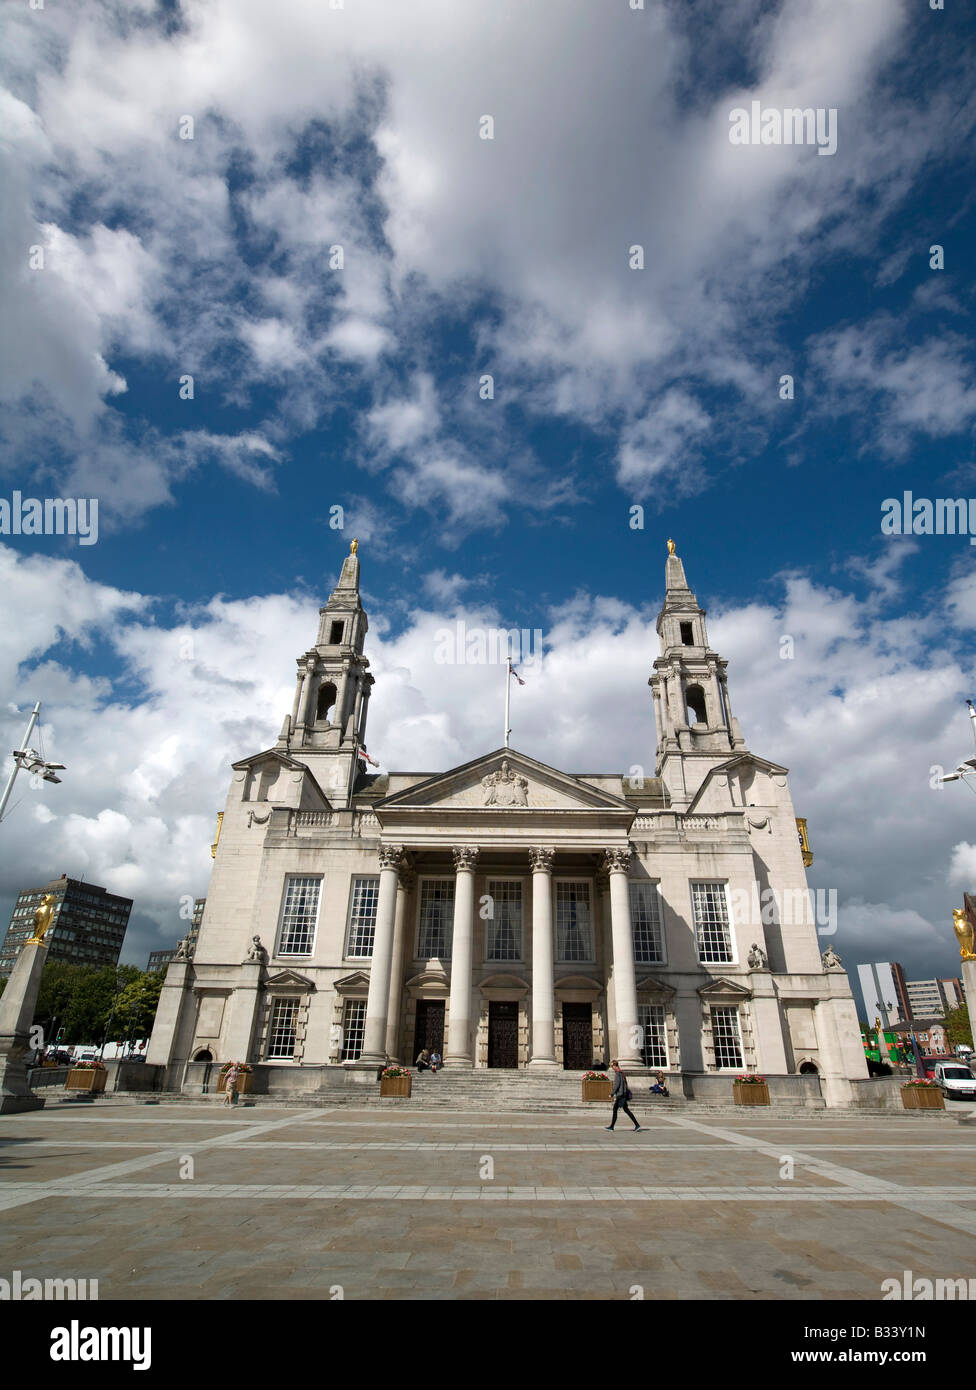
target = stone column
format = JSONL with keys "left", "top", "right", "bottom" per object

{"left": 0, "top": 939, "right": 48, "bottom": 1113}
{"left": 222, "top": 961, "right": 264, "bottom": 1064}
{"left": 358, "top": 844, "right": 403, "bottom": 1065}
{"left": 605, "top": 847, "right": 642, "bottom": 1067}
{"left": 445, "top": 847, "right": 478, "bottom": 1067}
{"left": 528, "top": 847, "right": 557, "bottom": 1067}
{"left": 385, "top": 866, "right": 415, "bottom": 1061}
{"left": 296, "top": 657, "right": 316, "bottom": 728}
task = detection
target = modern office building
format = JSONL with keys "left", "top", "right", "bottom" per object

{"left": 0, "top": 875, "right": 132, "bottom": 979}
{"left": 905, "top": 976, "right": 965, "bottom": 1019}
{"left": 856, "top": 961, "right": 911, "bottom": 1027}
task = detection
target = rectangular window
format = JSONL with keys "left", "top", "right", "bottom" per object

{"left": 638, "top": 1004, "right": 668, "bottom": 1069}
{"left": 485, "top": 880, "right": 523, "bottom": 961}
{"left": 417, "top": 879, "right": 455, "bottom": 959}
{"left": 691, "top": 881, "right": 733, "bottom": 964}
{"left": 630, "top": 882, "right": 664, "bottom": 963}
{"left": 341, "top": 999, "right": 366, "bottom": 1061}
{"left": 555, "top": 881, "right": 593, "bottom": 962}
{"left": 276, "top": 876, "right": 321, "bottom": 955}
{"left": 267, "top": 998, "right": 299, "bottom": 1060}
{"left": 345, "top": 877, "right": 379, "bottom": 957}
{"left": 711, "top": 1006, "right": 744, "bottom": 1070}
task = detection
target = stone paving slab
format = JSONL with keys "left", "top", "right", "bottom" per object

{"left": 1, "top": 1104, "right": 974, "bottom": 1300}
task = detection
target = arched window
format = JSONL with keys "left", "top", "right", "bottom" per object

{"left": 798, "top": 1060, "right": 819, "bottom": 1075}
{"left": 316, "top": 681, "right": 337, "bottom": 722}
{"left": 686, "top": 684, "right": 708, "bottom": 725}
{"left": 193, "top": 1048, "right": 213, "bottom": 1062}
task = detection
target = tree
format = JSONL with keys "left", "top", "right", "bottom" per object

{"left": 943, "top": 1002, "right": 973, "bottom": 1053}
{"left": 113, "top": 972, "right": 164, "bottom": 1041}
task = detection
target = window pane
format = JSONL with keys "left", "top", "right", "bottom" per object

{"left": 691, "top": 881, "right": 733, "bottom": 963}
{"left": 341, "top": 1000, "right": 367, "bottom": 1061}
{"left": 486, "top": 880, "right": 522, "bottom": 960}
{"left": 277, "top": 876, "right": 320, "bottom": 955}
{"left": 556, "top": 882, "right": 592, "bottom": 962}
{"left": 267, "top": 998, "right": 299, "bottom": 1059}
{"left": 346, "top": 877, "right": 379, "bottom": 957}
{"left": 418, "top": 880, "right": 455, "bottom": 958}
{"left": 630, "top": 883, "right": 664, "bottom": 963}
{"left": 638, "top": 1004, "right": 668, "bottom": 1068}
{"left": 711, "top": 1006, "right": 744, "bottom": 1069}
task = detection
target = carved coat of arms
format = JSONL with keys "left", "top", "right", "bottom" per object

{"left": 481, "top": 759, "right": 529, "bottom": 807}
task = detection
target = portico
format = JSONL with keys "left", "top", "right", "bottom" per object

{"left": 354, "top": 747, "right": 644, "bottom": 1070}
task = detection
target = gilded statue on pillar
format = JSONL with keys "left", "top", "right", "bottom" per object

{"left": 952, "top": 907, "right": 976, "bottom": 961}
{"left": 26, "top": 893, "right": 56, "bottom": 945}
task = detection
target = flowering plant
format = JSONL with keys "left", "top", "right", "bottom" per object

{"left": 733, "top": 1074, "right": 766, "bottom": 1084}
{"left": 70, "top": 1060, "right": 106, "bottom": 1070}
{"left": 381, "top": 1066, "right": 411, "bottom": 1078}
{"left": 218, "top": 1061, "right": 252, "bottom": 1074}
{"left": 583, "top": 1071, "right": 609, "bottom": 1081}
{"left": 901, "top": 1078, "right": 939, "bottom": 1088}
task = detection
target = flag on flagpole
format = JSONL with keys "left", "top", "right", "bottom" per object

{"left": 358, "top": 746, "right": 379, "bottom": 767}
{"left": 509, "top": 664, "right": 525, "bottom": 686}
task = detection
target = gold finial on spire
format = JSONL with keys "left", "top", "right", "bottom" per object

{"left": 667, "top": 538, "right": 676, "bottom": 555}
{"left": 350, "top": 538, "right": 359, "bottom": 555}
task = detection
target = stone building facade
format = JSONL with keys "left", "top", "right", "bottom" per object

{"left": 147, "top": 542, "right": 868, "bottom": 1104}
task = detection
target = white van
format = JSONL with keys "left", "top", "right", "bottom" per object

{"left": 933, "top": 1061, "right": 976, "bottom": 1101}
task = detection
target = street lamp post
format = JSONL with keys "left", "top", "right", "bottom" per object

{"left": 0, "top": 703, "right": 66, "bottom": 824}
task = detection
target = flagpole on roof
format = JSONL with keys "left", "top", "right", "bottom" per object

{"left": 504, "top": 658, "right": 512, "bottom": 749}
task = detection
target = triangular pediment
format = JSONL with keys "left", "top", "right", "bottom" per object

{"left": 377, "top": 748, "right": 633, "bottom": 814}
{"left": 697, "top": 976, "right": 752, "bottom": 1000}
{"left": 265, "top": 969, "right": 316, "bottom": 990}
{"left": 686, "top": 754, "right": 788, "bottom": 816}
{"left": 636, "top": 973, "right": 676, "bottom": 998}
{"left": 334, "top": 970, "right": 372, "bottom": 993}
{"left": 231, "top": 748, "right": 332, "bottom": 810}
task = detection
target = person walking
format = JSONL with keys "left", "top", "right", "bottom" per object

{"left": 605, "top": 1060, "right": 641, "bottom": 1131}
{"left": 223, "top": 1062, "right": 240, "bottom": 1107}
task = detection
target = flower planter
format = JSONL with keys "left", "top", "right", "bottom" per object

{"left": 216, "top": 1071, "right": 253, "bottom": 1095}
{"left": 582, "top": 1079, "right": 612, "bottom": 1102}
{"left": 901, "top": 1086, "right": 944, "bottom": 1111}
{"left": 65, "top": 1068, "right": 107, "bottom": 1093}
{"left": 380, "top": 1075, "right": 411, "bottom": 1098}
{"left": 733, "top": 1081, "right": 770, "bottom": 1106}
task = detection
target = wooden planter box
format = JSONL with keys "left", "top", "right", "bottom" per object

{"left": 733, "top": 1081, "right": 770, "bottom": 1106}
{"left": 901, "top": 1086, "right": 944, "bottom": 1110}
{"left": 380, "top": 1075, "right": 411, "bottom": 1098}
{"left": 582, "top": 1079, "right": 612, "bottom": 1102}
{"left": 65, "top": 1068, "right": 107, "bottom": 1093}
{"left": 216, "top": 1071, "right": 253, "bottom": 1095}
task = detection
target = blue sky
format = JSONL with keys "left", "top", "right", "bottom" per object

{"left": 1, "top": 0, "right": 976, "bottom": 1007}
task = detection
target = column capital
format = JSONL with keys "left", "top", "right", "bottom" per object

{"left": 604, "top": 846, "right": 632, "bottom": 876}
{"left": 452, "top": 846, "right": 479, "bottom": 873}
{"left": 528, "top": 846, "right": 555, "bottom": 874}
{"left": 378, "top": 844, "right": 404, "bottom": 871}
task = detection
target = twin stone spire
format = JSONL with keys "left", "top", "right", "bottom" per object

{"left": 279, "top": 538, "right": 746, "bottom": 809}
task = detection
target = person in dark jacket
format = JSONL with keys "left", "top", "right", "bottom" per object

{"left": 605, "top": 1060, "right": 641, "bottom": 1131}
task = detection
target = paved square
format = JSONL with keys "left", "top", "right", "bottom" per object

{"left": 1, "top": 1102, "right": 974, "bottom": 1300}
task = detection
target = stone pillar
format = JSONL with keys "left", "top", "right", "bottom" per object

{"left": 146, "top": 958, "right": 194, "bottom": 1068}
{"left": 296, "top": 657, "right": 316, "bottom": 728}
{"left": 385, "top": 866, "right": 415, "bottom": 1061}
{"left": 0, "top": 939, "right": 48, "bottom": 1113}
{"left": 748, "top": 970, "right": 789, "bottom": 1075}
{"left": 605, "top": 847, "right": 642, "bottom": 1067}
{"left": 358, "top": 845, "right": 403, "bottom": 1065}
{"left": 528, "top": 847, "right": 558, "bottom": 1067}
{"left": 222, "top": 961, "right": 264, "bottom": 1063}
{"left": 445, "top": 847, "right": 478, "bottom": 1067}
